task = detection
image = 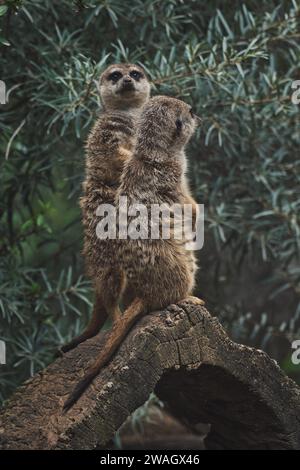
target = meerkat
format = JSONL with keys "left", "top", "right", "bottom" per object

{"left": 59, "top": 64, "right": 151, "bottom": 354}
{"left": 59, "top": 64, "right": 198, "bottom": 355}
{"left": 63, "top": 96, "right": 203, "bottom": 411}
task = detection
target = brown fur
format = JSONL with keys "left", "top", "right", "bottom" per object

{"left": 59, "top": 64, "right": 151, "bottom": 354}
{"left": 63, "top": 96, "right": 203, "bottom": 412}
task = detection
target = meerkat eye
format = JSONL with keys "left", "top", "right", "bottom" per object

{"left": 175, "top": 118, "right": 183, "bottom": 133}
{"left": 130, "top": 70, "right": 142, "bottom": 80}
{"left": 108, "top": 71, "right": 122, "bottom": 82}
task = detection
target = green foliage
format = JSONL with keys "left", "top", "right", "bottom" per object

{"left": 1, "top": 0, "right": 300, "bottom": 403}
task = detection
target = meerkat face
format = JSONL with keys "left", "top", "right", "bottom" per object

{"left": 140, "top": 96, "right": 198, "bottom": 153}
{"left": 172, "top": 101, "right": 197, "bottom": 146}
{"left": 99, "top": 64, "right": 151, "bottom": 110}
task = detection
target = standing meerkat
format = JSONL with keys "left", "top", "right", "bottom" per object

{"left": 63, "top": 95, "right": 203, "bottom": 411}
{"left": 59, "top": 64, "right": 151, "bottom": 354}
{"left": 60, "top": 64, "right": 198, "bottom": 356}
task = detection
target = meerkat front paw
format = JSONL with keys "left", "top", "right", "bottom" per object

{"left": 119, "top": 146, "right": 132, "bottom": 160}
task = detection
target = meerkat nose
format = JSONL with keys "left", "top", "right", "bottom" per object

{"left": 194, "top": 115, "right": 202, "bottom": 125}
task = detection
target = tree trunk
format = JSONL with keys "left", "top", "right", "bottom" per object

{"left": 0, "top": 299, "right": 299, "bottom": 450}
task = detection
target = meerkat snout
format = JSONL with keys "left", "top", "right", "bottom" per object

{"left": 99, "top": 63, "right": 151, "bottom": 110}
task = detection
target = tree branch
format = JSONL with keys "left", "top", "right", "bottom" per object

{"left": 0, "top": 299, "right": 299, "bottom": 450}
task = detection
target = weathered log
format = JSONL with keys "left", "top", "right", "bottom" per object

{"left": 0, "top": 299, "right": 300, "bottom": 450}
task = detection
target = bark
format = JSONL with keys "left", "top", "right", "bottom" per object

{"left": 0, "top": 299, "right": 300, "bottom": 450}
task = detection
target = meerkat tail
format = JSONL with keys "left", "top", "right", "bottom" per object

{"left": 57, "top": 295, "right": 109, "bottom": 356}
{"left": 63, "top": 298, "right": 146, "bottom": 413}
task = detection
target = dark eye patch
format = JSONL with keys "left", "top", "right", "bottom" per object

{"left": 189, "top": 108, "right": 194, "bottom": 117}
{"left": 130, "top": 70, "right": 143, "bottom": 80}
{"left": 108, "top": 71, "right": 123, "bottom": 82}
{"left": 175, "top": 118, "right": 183, "bottom": 134}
